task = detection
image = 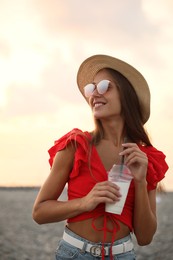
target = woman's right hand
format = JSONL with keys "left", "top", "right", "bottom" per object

{"left": 80, "top": 181, "right": 122, "bottom": 212}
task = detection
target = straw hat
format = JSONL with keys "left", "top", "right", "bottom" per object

{"left": 77, "top": 54, "right": 150, "bottom": 123}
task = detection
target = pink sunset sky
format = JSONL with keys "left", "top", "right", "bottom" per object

{"left": 0, "top": 0, "right": 173, "bottom": 190}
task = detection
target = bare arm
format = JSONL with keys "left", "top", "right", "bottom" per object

{"left": 32, "top": 143, "right": 121, "bottom": 224}
{"left": 120, "top": 143, "right": 157, "bottom": 245}
{"left": 133, "top": 182, "right": 157, "bottom": 245}
{"left": 32, "top": 144, "right": 85, "bottom": 224}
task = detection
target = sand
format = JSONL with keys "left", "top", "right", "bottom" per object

{"left": 0, "top": 187, "right": 172, "bottom": 260}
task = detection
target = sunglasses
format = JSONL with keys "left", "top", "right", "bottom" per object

{"left": 84, "top": 79, "right": 111, "bottom": 98}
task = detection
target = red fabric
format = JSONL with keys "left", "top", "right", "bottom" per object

{"left": 48, "top": 128, "right": 169, "bottom": 233}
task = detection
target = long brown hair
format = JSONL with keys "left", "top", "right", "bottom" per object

{"left": 91, "top": 68, "right": 152, "bottom": 146}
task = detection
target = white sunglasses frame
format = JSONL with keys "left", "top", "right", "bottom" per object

{"left": 84, "top": 79, "right": 111, "bottom": 98}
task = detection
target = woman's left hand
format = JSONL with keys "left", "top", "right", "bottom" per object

{"left": 119, "top": 143, "right": 148, "bottom": 183}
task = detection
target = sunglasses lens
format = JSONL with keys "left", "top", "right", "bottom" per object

{"left": 84, "top": 84, "right": 95, "bottom": 97}
{"left": 97, "top": 80, "right": 110, "bottom": 94}
{"left": 84, "top": 80, "right": 110, "bottom": 97}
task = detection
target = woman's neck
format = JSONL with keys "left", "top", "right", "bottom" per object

{"left": 101, "top": 118, "right": 125, "bottom": 147}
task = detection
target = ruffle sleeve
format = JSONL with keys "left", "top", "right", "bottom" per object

{"left": 48, "top": 128, "right": 90, "bottom": 174}
{"left": 139, "top": 145, "right": 169, "bottom": 190}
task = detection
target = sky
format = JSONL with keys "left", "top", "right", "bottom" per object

{"left": 0, "top": 0, "right": 173, "bottom": 190}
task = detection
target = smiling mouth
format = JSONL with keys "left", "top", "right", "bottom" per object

{"left": 93, "top": 102, "right": 105, "bottom": 108}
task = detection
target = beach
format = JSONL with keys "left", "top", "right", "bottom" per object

{"left": 0, "top": 187, "right": 172, "bottom": 260}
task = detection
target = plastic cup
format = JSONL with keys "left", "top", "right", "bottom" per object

{"left": 105, "top": 164, "right": 133, "bottom": 215}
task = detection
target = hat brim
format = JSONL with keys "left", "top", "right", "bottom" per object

{"left": 77, "top": 54, "right": 150, "bottom": 124}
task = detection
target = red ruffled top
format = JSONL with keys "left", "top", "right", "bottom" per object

{"left": 48, "top": 128, "right": 168, "bottom": 249}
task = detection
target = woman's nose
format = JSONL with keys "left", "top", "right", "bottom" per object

{"left": 91, "top": 87, "right": 101, "bottom": 97}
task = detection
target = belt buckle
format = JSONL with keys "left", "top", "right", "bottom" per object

{"left": 90, "top": 245, "right": 105, "bottom": 257}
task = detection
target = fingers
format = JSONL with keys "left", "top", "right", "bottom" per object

{"left": 96, "top": 180, "right": 120, "bottom": 190}
{"left": 94, "top": 181, "right": 122, "bottom": 200}
{"left": 82, "top": 181, "right": 123, "bottom": 212}
{"left": 119, "top": 143, "right": 148, "bottom": 184}
{"left": 90, "top": 181, "right": 122, "bottom": 205}
{"left": 119, "top": 143, "right": 148, "bottom": 166}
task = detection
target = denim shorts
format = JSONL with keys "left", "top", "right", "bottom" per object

{"left": 55, "top": 227, "right": 136, "bottom": 260}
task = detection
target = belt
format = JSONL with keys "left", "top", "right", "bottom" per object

{"left": 63, "top": 231, "right": 134, "bottom": 257}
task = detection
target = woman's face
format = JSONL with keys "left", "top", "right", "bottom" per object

{"left": 88, "top": 69, "right": 122, "bottom": 121}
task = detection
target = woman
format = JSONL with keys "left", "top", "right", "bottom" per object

{"left": 32, "top": 54, "right": 168, "bottom": 260}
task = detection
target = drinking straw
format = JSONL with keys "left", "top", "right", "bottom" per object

{"left": 119, "top": 154, "right": 124, "bottom": 177}
{"left": 119, "top": 137, "right": 128, "bottom": 176}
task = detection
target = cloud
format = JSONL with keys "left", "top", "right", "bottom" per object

{"left": 0, "top": 0, "right": 172, "bottom": 188}
{"left": 28, "top": 0, "right": 171, "bottom": 75}
{"left": 0, "top": 39, "right": 11, "bottom": 58}
{"left": 32, "top": 0, "right": 152, "bottom": 36}
{"left": 0, "top": 0, "right": 172, "bottom": 121}
{"left": 142, "top": 0, "right": 173, "bottom": 24}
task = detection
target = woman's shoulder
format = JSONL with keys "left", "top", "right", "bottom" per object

{"left": 51, "top": 128, "right": 91, "bottom": 145}
{"left": 56, "top": 128, "right": 91, "bottom": 145}
{"left": 139, "top": 144, "right": 169, "bottom": 190}
{"left": 48, "top": 128, "right": 91, "bottom": 166}
{"left": 139, "top": 144, "right": 167, "bottom": 161}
